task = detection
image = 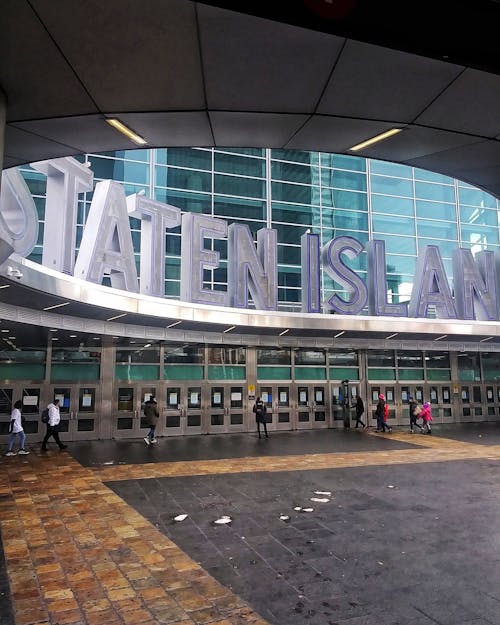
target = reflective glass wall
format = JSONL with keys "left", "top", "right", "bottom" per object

{"left": 20, "top": 148, "right": 500, "bottom": 312}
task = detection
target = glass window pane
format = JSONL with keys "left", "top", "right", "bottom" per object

{"left": 257, "top": 349, "right": 291, "bottom": 365}
{"left": 415, "top": 181, "right": 455, "bottom": 203}
{"left": 371, "top": 195, "right": 414, "bottom": 216}
{"left": 371, "top": 176, "right": 413, "bottom": 197}
{"left": 397, "top": 351, "right": 423, "bottom": 367}
{"left": 215, "top": 174, "right": 265, "bottom": 199}
{"left": 164, "top": 345, "right": 204, "bottom": 364}
{"left": 367, "top": 350, "right": 395, "bottom": 367}
{"left": 416, "top": 200, "right": 456, "bottom": 221}
{"left": 372, "top": 214, "right": 415, "bottom": 236}
{"left": 425, "top": 351, "right": 450, "bottom": 368}
{"left": 371, "top": 161, "right": 412, "bottom": 178}
{"left": 207, "top": 347, "right": 246, "bottom": 364}
{"left": 458, "top": 187, "right": 497, "bottom": 208}
{"left": 215, "top": 153, "right": 265, "bottom": 177}
{"left": 417, "top": 220, "right": 457, "bottom": 240}
{"left": 295, "top": 349, "right": 326, "bottom": 365}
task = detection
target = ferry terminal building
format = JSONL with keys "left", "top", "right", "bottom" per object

{"left": 2, "top": 2, "right": 500, "bottom": 443}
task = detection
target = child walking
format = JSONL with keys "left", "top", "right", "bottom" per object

{"left": 420, "top": 401, "right": 433, "bottom": 434}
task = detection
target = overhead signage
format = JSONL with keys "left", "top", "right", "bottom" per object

{"left": 0, "top": 157, "right": 498, "bottom": 322}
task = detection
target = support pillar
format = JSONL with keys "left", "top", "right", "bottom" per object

{"left": 0, "top": 86, "right": 6, "bottom": 180}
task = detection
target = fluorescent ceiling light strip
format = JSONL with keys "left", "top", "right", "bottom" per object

{"left": 349, "top": 128, "right": 403, "bottom": 152}
{"left": 480, "top": 336, "right": 494, "bottom": 342}
{"left": 223, "top": 325, "right": 236, "bottom": 333}
{"left": 106, "top": 118, "right": 147, "bottom": 145}
{"left": 0, "top": 285, "right": 10, "bottom": 289}
{"left": 279, "top": 329, "right": 289, "bottom": 336}
{"left": 106, "top": 313, "right": 127, "bottom": 321}
{"left": 43, "top": 302, "right": 70, "bottom": 311}
{"left": 167, "top": 320, "right": 182, "bottom": 328}
{"left": 386, "top": 333, "right": 398, "bottom": 339}
{"left": 334, "top": 331, "right": 345, "bottom": 338}
{"left": 434, "top": 334, "right": 447, "bottom": 341}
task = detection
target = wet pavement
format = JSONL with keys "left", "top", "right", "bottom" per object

{"left": 1, "top": 424, "right": 499, "bottom": 625}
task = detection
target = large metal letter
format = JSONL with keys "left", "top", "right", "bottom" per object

{"left": 32, "top": 157, "right": 93, "bottom": 273}
{"left": 0, "top": 168, "right": 39, "bottom": 263}
{"left": 301, "top": 232, "right": 321, "bottom": 313}
{"left": 408, "top": 245, "right": 457, "bottom": 318}
{"left": 180, "top": 213, "right": 228, "bottom": 306}
{"left": 322, "top": 236, "right": 367, "bottom": 314}
{"left": 126, "top": 194, "right": 181, "bottom": 297}
{"left": 452, "top": 248, "right": 497, "bottom": 320}
{"left": 73, "top": 180, "right": 138, "bottom": 292}
{"left": 227, "top": 224, "right": 277, "bottom": 310}
{"left": 366, "top": 240, "right": 407, "bottom": 317}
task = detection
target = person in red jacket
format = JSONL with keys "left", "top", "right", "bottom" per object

{"left": 420, "top": 401, "right": 433, "bottom": 434}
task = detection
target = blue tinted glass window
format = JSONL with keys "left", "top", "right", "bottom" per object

{"left": 415, "top": 181, "right": 455, "bottom": 203}
{"left": 385, "top": 255, "right": 416, "bottom": 276}
{"left": 272, "top": 161, "right": 312, "bottom": 184}
{"left": 460, "top": 207, "right": 498, "bottom": 226}
{"left": 321, "top": 189, "right": 367, "bottom": 210}
{"left": 218, "top": 148, "right": 264, "bottom": 157}
{"left": 461, "top": 225, "right": 500, "bottom": 247}
{"left": 214, "top": 197, "right": 265, "bottom": 220}
{"left": 271, "top": 149, "right": 311, "bottom": 163}
{"left": 371, "top": 195, "right": 414, "bottom": 216}
{"left": 272, "top": 202, "right": 316, "bottom": 225}
{"left": 122, "top": 161, "right": 149, "bottom": 184}
{"left": 414, "top": 168, "right": 454, "bottom": 184}
{"left": 321, "top": 209, "right": 368, "bottom": 232}
{"left": 331, "top": 154, "right": 366, "bottom": 171}
{"left": 273, "top": 223, "right": 308, "bottom": 245}
{"left": 370, "top": 161, "right": 412, "bottom": 178}
{"left": 215, "top": 153, "right": 265, "bottom": 177}
{"left": 158, "top": 148, "right": 212, "bottom": 169}
{"left": 155, "top": 189, "right": 211, "bottom": 213}
{"left": 89, "top": 157, "right": 124, "bottom": 180}
{"left": 277, "top": 245, "right": 301, "bottom": 264}
{"left": 371, "top": 175, "right": 413, "bottom": 197}
{"left": 416, "top": 200, "right": 456, "bottom": 221}
{"left": 458, "top": 187, "right": 497, "bottom": 208}
{"left": 382, "top": 234, "right": 416, "bottom": 255}
{"left": 418, "top": 239, "right": 457, "bottom": 257}
{"left": 417, "top": 220, "right": 457, "bottom": 240}
{"left": 272, "top": 182, "right": 312, "bottom": 204}
{"left": 372, "top": 215, "right": 415, "bottom": 236}
{"left": 322, "top": 169, "right": 367, "bottom": 192}
{"left": 114, "top": 149, "right": 150, "bottom": 162}
{"left": 214, "top": 174, "right": 265, "bottom": 199}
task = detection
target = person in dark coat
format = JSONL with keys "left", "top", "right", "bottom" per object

{"left": 253, "top": 397, "right": 269, "bottom": 439}
{"left": 143, "top": 397, "right": 159, "bottom": 445}
{"left": 409, "top": 395, "right": 423, "bottom": 433}
{"left": 352, "top": 395, "right": 366, "bottom": 428}
{"left": 375, "top": 394, "right": 392, "bottom": 433}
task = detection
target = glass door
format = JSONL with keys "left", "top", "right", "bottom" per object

{"left": 21, "top": 387, "right": 43, "bottom": 441}
{"left": 113, "top": 386, "right": 156, "bottom": 439}
{"left": 294, "top": 384, "right": 327, "bottom": 430}
{"left": 259, "top": 385, "right": 292, "bottom": 431}
{"left": 0, "top": 387, "right": 13, "bottom": 444}
{"left": 48, "top": 386, "right": 100, "bottom": 441}
{"left": 206, "top": 385, "right": 246, "bottom": 433}
{"left": 162, "top": 385, "right": 204, "bottom": 437}
{"left": 369, "top": 385, "right": 396, "bottom": 428}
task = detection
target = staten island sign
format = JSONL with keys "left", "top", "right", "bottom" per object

{"left": 0, "top": 156, "right": 498, "bottom": 322}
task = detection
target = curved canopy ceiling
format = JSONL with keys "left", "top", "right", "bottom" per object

{"left": 3, "top": 0, "right": 500, "bottom": 197}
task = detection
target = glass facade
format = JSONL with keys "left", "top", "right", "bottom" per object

{"left": 20, "top": 147, "right": 500, "bottom": 313}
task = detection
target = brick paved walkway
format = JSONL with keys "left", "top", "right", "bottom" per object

{"left": 1, "top": 426, "right": 499, "bottom": 625}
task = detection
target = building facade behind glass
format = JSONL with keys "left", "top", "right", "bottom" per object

{"left": 1, "top": 148, "right": 498, "bottom": 443}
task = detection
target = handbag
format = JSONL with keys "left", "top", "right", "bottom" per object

{"left": 413, "top": 404, "right": 422, "bottom": 416}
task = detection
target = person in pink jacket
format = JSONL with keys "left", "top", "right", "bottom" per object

{"left": 420, "top": 402, "right": 433, "bottom": 434}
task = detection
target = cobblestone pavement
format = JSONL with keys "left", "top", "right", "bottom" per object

{"left": 1, "top": 425, "right": 499, "bottom": 625}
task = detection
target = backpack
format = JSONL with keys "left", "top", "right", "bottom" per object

{"left": 384, "top": 403, "right": 389, "bottom": 420}
{"left": 41, "top": 408, "right": 49, "bottom": 423}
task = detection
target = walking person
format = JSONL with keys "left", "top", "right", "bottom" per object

{"left": 5, "top": 400, "right": 29, "bottom": 456}
{"left": 420, "top": 401, "right": 433, "bottom": 434}
{"left": 375, "top": 394, "right": 392, "bottom": 433}
{"left": 143, "top": 397, "right": 159, "bottom": 445}
{"left": 352, "top": 395, "right": 366, "bottom": 428}
{"left": 253, "top": 397, "right": 269, "bottom": 439}
{"left": 409, "top": 396, "right": 423, "bottom": 433}
{"left": 41, "top": 399, "right": 67, "bottom": 451}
